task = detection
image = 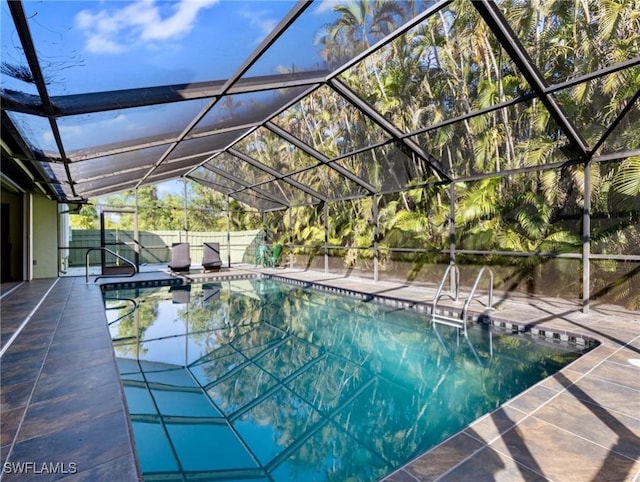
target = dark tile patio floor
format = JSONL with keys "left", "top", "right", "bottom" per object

{"left": 1, "top": 268, "right": 639, "bottom": 481}
{"left": 1, "top": 277, "right": 140, "bottom": 481}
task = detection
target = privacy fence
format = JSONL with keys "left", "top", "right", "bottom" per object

{"left": 66, "top": 229, "right": 262, "bottom": 268}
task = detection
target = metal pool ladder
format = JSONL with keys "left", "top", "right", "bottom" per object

{"left": 431, "top": 264, "right": 495, "bottom": 337}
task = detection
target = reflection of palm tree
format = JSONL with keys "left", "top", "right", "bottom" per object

{"left": 175, "top": 280, "right": 588, "bottom": 479}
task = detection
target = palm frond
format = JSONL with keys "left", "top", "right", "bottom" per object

{"left": 611, "top": 156, "right": 640, "bottom": 198}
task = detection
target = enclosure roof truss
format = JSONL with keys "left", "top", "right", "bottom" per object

{"left": 1, "top": 0, "right": 637, "bottom": 210}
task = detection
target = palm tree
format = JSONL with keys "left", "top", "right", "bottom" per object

{"left": 315, "top": 0, "right": 408, "bottom": 68}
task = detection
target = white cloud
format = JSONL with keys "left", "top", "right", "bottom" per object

{"left": 142, "top": 0, "right": 218, "bottom": 40}
{"left": 75, "top": 0, "right": 218, "bottom": 54}
{"left": 155, "top": 179, "right": 184, "bottom": 197}
{"left": 237, "top": 7, "right": 278, "bottom": 44}
{"left": 57, "top": 124, "right": 84, "bottom": 141}
{"left": 314, "top": 0, "right": 341, "bottom": 14}
{"left": 86, "top": 34, "right": 126, "bottom": 54}
{"left": 56, "top": 113, "right": 130, "bottom": 150}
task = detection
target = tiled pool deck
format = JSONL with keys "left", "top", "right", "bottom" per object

{"left": 1, "top": 267, "right": 638, "bottom": 481}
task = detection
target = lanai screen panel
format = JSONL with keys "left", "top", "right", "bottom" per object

{"left": 590, "top": 159, "right": 640, "bottom": 256}
{"left": 188, "top": 167, "right": 234, "bottom": 196}
{"left": 230, "top": 190, "right": 288, "bottom": 212}
{"left": 520, "top": 168, "right": 584, "bottom": 254}
{"left": 166, "top": 134, "right": 229, "bottom": 162}
{"left": 191, "top": 87, "right": 312, "bottom": 136}
{"left": 551, "top": 67, "right": 640, "bottom": 150}
{"left": 34, "top": 161, "right": 72, "bottom": 196}
{"left": 597, "top": 100, "right": 640, "bottom": 156}
{"left": 495, "top": 1, "right": 640, "bottom": 84}
{"left": 68, "top": 145, "right": 172, "bottom": 182}
{"left": 332, "top": 143, "right": 419, "bottom": 192}
{"left": 6, "top": 112, "right": 60, "bottom": 159}
{"left": 253, "top": 179, "right": 319, "bottom": 208}
{"left": 242, "top": 0, "right": 433, "bottom": 78}
{"left": 84, "top": 180, "right": 143, "bottom": 199}
{"left": 409, "top": 98, "right": 575, "bottom": 179}
{"left": 167, "top": 129, "right": 253, "bottom": 162}
{"left": 58, "top": 99, "right": 211, "bottom": 159}
{"left": 2, "top": 0, "right": 639, "bottom": 208}
{"left": 287, "top": 164, "right": 370, "bottom": 201}
{"left": 0, "top": 0, "right": 37, "bottom": 95}
{"left": 17, "top": 0, "right": 294, "bottom": 95}
{"left": 153, "top": 158, "right": 204, "bottom": 176}
{"left": 234, "top": 128, "right": 320, "bottom": 174}
{"left": 203, "top": 152, "right": 275, "bottom": 186}
{"left": 147, "top": 168, "right": 194, "bottom": 184}
{"left": 75, "top": 170, "right": 154, "bottom": 197}
{"left": 189, "top": 166, "right": 288, "bottom": 211}
{"left": 189, "top": 166, "right": 247, "bottom": 194}
{"left": 337, "top": 0, "right": 532, "bottom": 136}
{"left": 163, "top": 153, "right": 217, "bottom": 173}
{"left": 272, "top": 85, "right": 392, "bottom": 159}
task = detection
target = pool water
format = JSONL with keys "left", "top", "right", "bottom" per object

{"left": 104, "top": 278, "right": 590, "bottom": 482}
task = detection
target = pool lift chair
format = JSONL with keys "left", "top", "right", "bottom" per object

{"left": 169, "top": 242, "right": 191, "bottom": 272}
{"left": 202, "top": 242, "right": 223, "bottom": 272}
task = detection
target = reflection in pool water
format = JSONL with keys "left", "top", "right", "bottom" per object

{"left": 104, "top": 278, "right": 591, "bottom": 481}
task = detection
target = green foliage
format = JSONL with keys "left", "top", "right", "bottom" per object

{"left": 611, "top": 156, "right": 640, "bottom": 205}
{"left": 69, "top": 204, "right": 98, "bottom": 229}
{"left": 84, "top": 0, "right": 639, "bottom": 308}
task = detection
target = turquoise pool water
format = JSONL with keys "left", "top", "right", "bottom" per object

{"left": 104, "top": 278, "right": 590, "bottom": 482}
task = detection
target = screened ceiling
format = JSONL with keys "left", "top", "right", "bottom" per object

{"left": 1, "top": 0, "right": 639, "bottom": 212}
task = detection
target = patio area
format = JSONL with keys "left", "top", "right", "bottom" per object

{"left": 1, "top": 267, "right": 638, "bottom": 481}
{"left": 2, "top": 0, "right": 638, "bottom": 479}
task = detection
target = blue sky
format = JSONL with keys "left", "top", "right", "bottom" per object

{"left": 1, "top": 0, "right": 347, "bottom": 199}
{"left": 3, "top": 0, "right": 342, "bottom": 96}
{"left": 1, "top": 0, "right": 347, "bottom": 169}
{"left": 155, "top": 178, "right": 186, "bottom": 198}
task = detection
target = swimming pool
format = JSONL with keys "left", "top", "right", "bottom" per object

{"left": 104, "top": 278, "right": 592, "bottom": 481}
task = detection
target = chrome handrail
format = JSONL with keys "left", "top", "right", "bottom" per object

{"left": 431, "top": 263, "right": 460, "bottom": 322}
{"left": 86, "top": 247, "right": 137, "bottom": 283}
{"left": 461, "top": 266, "right": 495, "bottom": 336}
